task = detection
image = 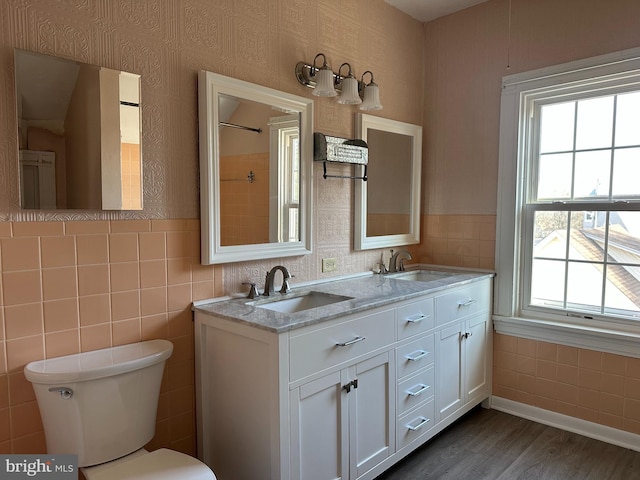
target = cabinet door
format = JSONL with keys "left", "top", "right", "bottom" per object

{"left": 464, "top": 314, "right": 490, "bottom": 403}
{"left": 436, "top": 322, "right": 463, "bottom": 421}
{"left": 350, "top": 352, "right": 395, "bottom": 479}
{"left": 290, "top": 370, "right": 349, "bottom": 480}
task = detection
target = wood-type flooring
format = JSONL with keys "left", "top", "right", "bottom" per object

{"left": 375, "top": 407, "right": 640, "bottom": 480}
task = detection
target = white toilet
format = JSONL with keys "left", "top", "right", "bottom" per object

{"left": 24, "top": 339, "right": 216, "bottom": 480}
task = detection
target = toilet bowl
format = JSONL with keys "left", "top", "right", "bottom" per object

{"left": 24, "top": 339, "right": 215, "bottom": 480}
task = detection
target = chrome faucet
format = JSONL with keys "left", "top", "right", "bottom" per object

{"left": 263, "top": 265, "right": 292, "bottom": 296}
{"left": 388, "top": 249, "right": 412, "bottom": 273}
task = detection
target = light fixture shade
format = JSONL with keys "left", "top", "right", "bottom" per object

{"left": 337, "top": 76, "right": 362, "bottom": 105}
{"left": 360, "top": 83, "right": 382, "bottom": 110}
{"left": 313, "top": 67, "right": 337, "bottom": 97}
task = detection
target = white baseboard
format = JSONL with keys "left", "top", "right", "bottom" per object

{"left": 491, "top": 396, "right": 640, "bottom": 453}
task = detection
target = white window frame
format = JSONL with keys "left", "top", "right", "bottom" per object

{"left": 494, "top": 47, "right": 640, "bottom": 357}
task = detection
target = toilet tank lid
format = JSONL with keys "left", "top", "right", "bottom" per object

{"left": 24, "top": 339, "right": 173, "bottom": 385}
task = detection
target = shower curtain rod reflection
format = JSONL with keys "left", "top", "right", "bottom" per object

{"left": 219, "top": 121, "right": 262, "bottom": 133}
{"left": 220, "top": 170, "right": 256, "bottom": 183}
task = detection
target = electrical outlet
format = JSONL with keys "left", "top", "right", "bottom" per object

{"left": 322, "top": 257, "right": 337, "bottom": 273}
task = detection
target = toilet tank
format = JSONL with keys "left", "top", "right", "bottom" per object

{"left": 24, "top": 340, "right": 173, "bottom": 467}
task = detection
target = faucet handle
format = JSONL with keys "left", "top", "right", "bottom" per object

{"left": 280, "top": 274, "right": 294, "bottom": 294}
{"left": 242, "top": 282, "right": 259, "bottom": 299}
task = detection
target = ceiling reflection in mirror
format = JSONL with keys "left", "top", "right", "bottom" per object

{"left": 218, "top": 94, "right": 301, "bottom": 247}
{"left": 14, "top": 49, "right": 142, "bottom": 210}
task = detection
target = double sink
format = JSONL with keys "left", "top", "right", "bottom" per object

{"left": 248, "top": 269, "right": 458, "bottom": 314}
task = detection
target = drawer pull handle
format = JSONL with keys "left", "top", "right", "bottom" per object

{"left": 406, "top": 384, "right": 430, "bottom": 397}
{"left": 405, "top": 350, "right": 429, "bottom": 362}
{"left": 406, "top": 416, "right": 430, "bottom": 432}
{"left": 457, "top": 299, "right": 477, "bottom": 307}
{"left": 406, "top": 314, "right": 429, "bottom": 323}
{"left": 336, "top": 336, "right": 365, "bottom": 347}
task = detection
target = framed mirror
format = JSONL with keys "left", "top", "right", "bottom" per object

{"left": 14, "top": 49, "right": 142, "bottom": 210}
{"left": 354, "top": 114, "right": 422, "bottom": 250}
{"left": 198, "top": 71, "right": 313, "bottom": 264}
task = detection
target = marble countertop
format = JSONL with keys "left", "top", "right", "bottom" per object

{"left": 193, "top": 267, "right": 493, "bottom": 334}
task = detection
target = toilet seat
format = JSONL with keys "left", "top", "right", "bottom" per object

{"left": 81, "top": 448, "right": 216, "bottom": 480}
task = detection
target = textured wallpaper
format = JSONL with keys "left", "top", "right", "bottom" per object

{"left": 0, "top": 0, "right": 424, "bottom": 223}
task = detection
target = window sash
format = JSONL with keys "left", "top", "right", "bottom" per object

{"left": 495, "top": 46, "right": 640, "bottom": 337}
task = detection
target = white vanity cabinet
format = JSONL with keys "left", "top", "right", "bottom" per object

{"left": 435, "top": 280, "right": 492, "bottom": 422}
{"left": 288, "top": 308, "right": 396, "bottom": 480}
{"left": 194, "top": 275, "right": 492, "bottom": 480}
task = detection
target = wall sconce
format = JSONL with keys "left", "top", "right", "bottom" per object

{"left": 359, "top": 71, "right": 383, "bottom": 111}
{"left": 295, "top": 53, "right": 383, "bottom": 110}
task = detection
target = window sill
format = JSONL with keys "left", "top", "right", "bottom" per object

{"left": 492, "top": 314, "right": 640, "bottom": 358}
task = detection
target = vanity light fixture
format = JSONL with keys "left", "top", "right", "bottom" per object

{"left": 310, "top": 53, "right": 337, "bottom": 97}
{"left": 295, "top": 54, "right": 382, "bottom": 110}
{"left": 359, "top": 71, "right": 383, "bottom": 111}
{"left": 336, "top": 63, "right": 362, "bottom": 105}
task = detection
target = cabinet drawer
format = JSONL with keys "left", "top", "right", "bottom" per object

{"left": 435, "top": 280, "right": 490, "bottom": 326}
{"left": 397, "top": 398, "right": 435, "bottom": 450}
{"left": 289, "top": 309, "right": 395, "bottom": 382}
{"left": 396, "top": 334, "right": 434, "bottom": 379}
{"left": 396, "top": 297, "right": 435, "bottom": 340}
{"left": 397, "top": 366, "right": 434, "bottom": 416}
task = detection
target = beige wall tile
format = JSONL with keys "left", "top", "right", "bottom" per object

{"left": 139, "top": 232, "right": 166, "bottom": 261}
{"left": 43, "top": 297, "right": 79, "bottom": 333}
{"left": 141, "top": 314, "right": 169, "bottom": 340}
{"left": 80, "top": 324, "right": 111, "bottom": 352}
{"left": 111, "top": 291, "right": 140, "bottom": 322}
{"left": 77, "top": 265, "right": 110, "bottom": 296}
{"left": 0, "top": 223, "right": 11, "bottom": 238}
{"left": 140, "top": 260, "right": 167, "bottom": 288}
{"left": 140, "top": 287, "right": 167, "bottom": 316}
{"left": 65, "top": 221, "right": 109, "bottom": 235}
{"left": 167, "top": 284, "right": 191, "bottom": 313}
{"left": 4, "top": 303, "right": 42, "bottom": 339}
{"left": 109, "top": 233, "right": 139, "bottom": 263}
{"left": 12, "top": 222, "right": 62, "bottom": 237}
{"left": 110, "top": 262, "right": 140, "bottom": 292}
{"left": 1, "top": 237, "right": 40, "bottom": 272}
{"left": 112, "top": 319, "right": 141, "bottom": 346}
{"left": 110, "top": 220, "right": 151, "bottom": 233}
{"left": 76, "top": 235, "right": 109, "bottom": 265}
{"left": 10, "top": 401, "right": 42, "bottom": 437}
{"left": 0, "top": 376, "right": 7, "bottom": 409}
{"left": 45, "top": 329, "right": 80, "bottom": 358}
{"left": 167, "top": 258, "right": 191, "bottom": 285}
{"left": 10, "top": 431, "right": 47, "bottom": 454}
{"left": 6, "top": 336, "right": 43, "bottom": 373}
{"left": 8, "top": 372, "right": 34, "bottom": 406}
{"left": 2, "top": 271, "right": 42, "bottom": 306}
{"left": 40, "top": 236, "right": 76, "bottom": 268}
{"left": 42, "top": 267, "right": 78, "bottom": 300}
{"left": 152, "top": 220, "right": 186, "bottom": 232}
{"left": 79, "top": 294, "right": 111, "bottom": 326}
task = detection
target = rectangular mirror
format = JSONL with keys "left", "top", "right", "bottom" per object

{"left": 198, "top": 71, "right": 313, "bottom": 264}
{"left": 354, "top": 114, "right": 422, "bottom": 250}
{"left": 14, "top": 49, "right": 142, "bottom": 210}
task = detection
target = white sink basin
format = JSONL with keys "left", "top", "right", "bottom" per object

{"left": 250, "top": 291, "right": 353, "bottom": 314}
{"left": 390, "top": 270, "right": 457, "bottom": 283}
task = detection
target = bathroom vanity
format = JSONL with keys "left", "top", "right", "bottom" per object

{"left": 193, "top": 269, "right": 493, "bottom": 480}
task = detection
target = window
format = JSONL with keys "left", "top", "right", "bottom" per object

{"left": 495, "top": 48, "right": 640, "bottom": 356}
{"left": 269, "top": 114, "right": 300, "bottom": 243}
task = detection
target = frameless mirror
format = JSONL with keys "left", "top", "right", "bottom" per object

{"left": 198, "top": 71, "right": 313, "bottom": 264}
{"left": 354, "top": 113, "right": 422, "bottom": 250}
{"left": 14, "top": 49, "right": 142, "bottom": 210}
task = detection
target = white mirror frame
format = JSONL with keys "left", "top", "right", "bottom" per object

{"left": 354, "top": 113, "right": 422, "bottom": 250}
{"left": 198, "top": 71, "right": 313, "bottom": 264}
